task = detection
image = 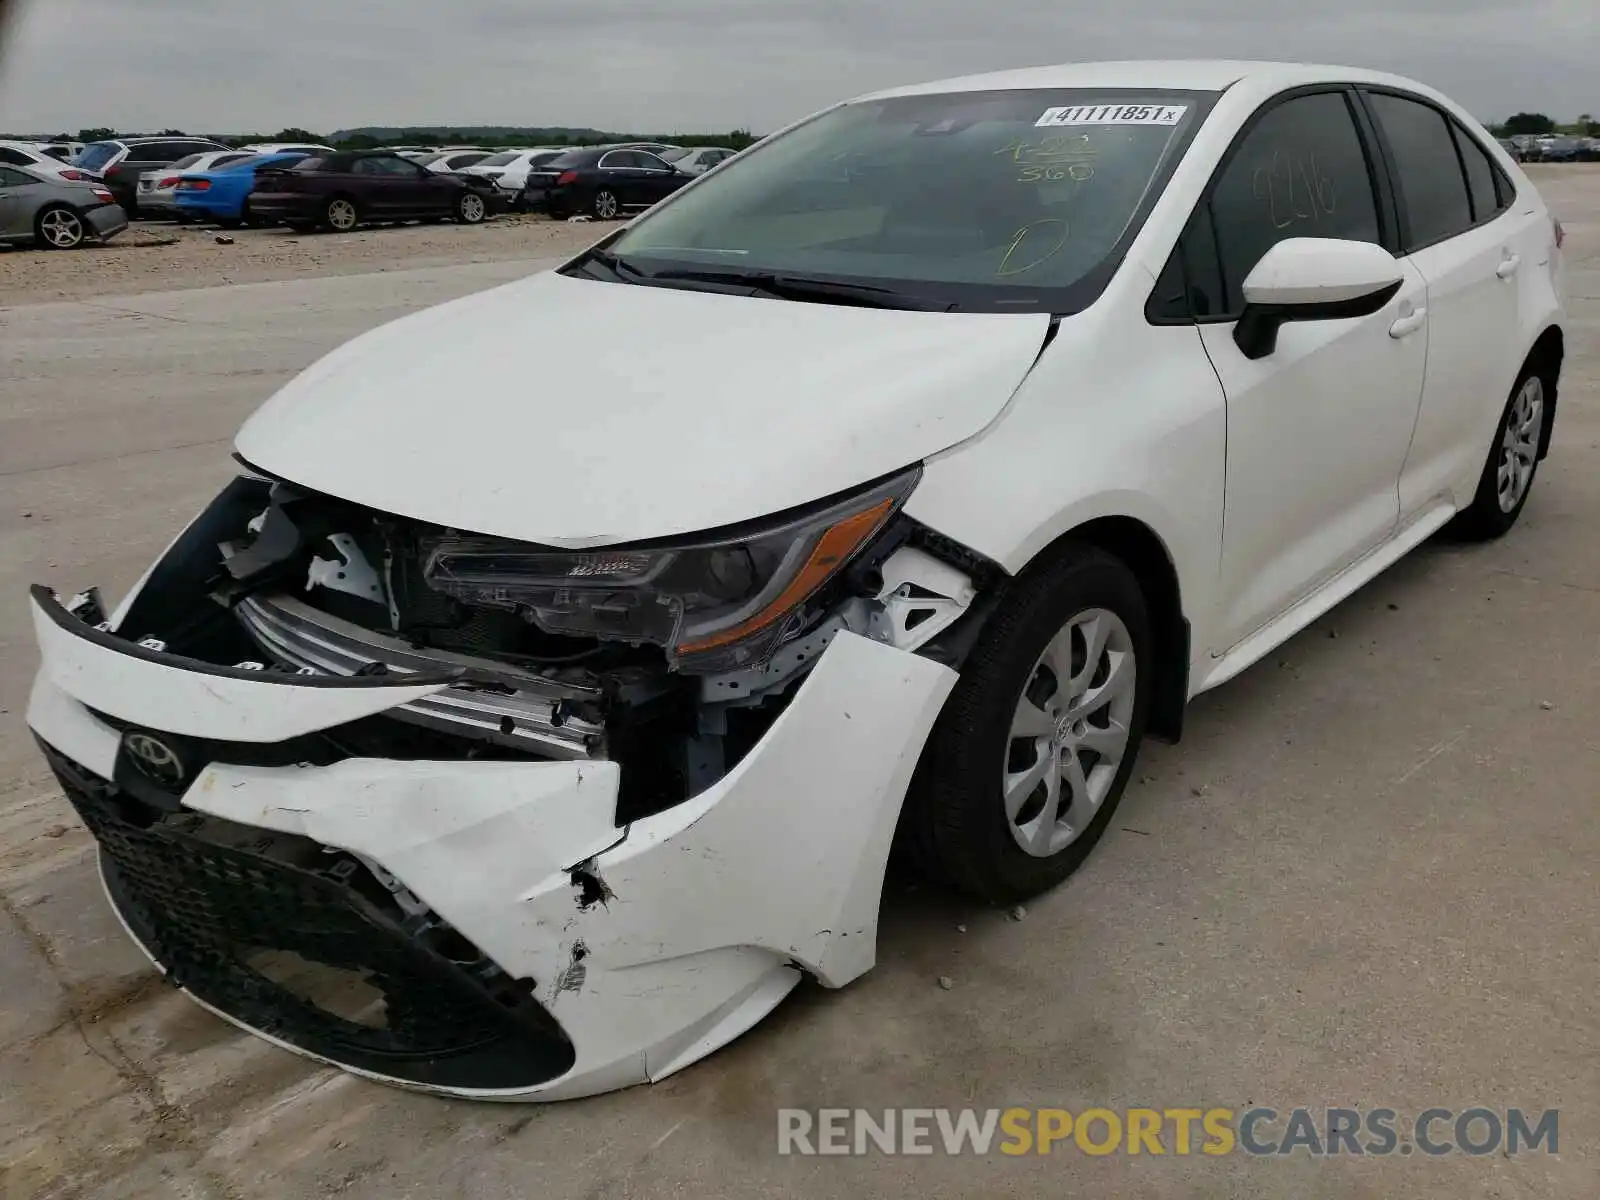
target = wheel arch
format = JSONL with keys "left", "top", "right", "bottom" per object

{"left": 930, "top": 509, "right": 1191, "bottom": 744}
{"left": 1047, "top": 516, "right": 1189, "bottom": 743}
{"left": 1523, "top": 324, "right": 1563, "bottom": 459}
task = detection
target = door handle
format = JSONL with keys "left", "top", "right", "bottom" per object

{"left": 1389, "top": 307, "right": 1427, "bottom": 339}
{"left": 1496, "top": 254, "right": 1521, "bottom": 279}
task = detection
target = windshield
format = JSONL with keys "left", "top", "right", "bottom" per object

{"left": 606, "top": 89, "right": 1210, "bottom": 312}
{"left": 75, "top": 142, "right": 122, "bottom": 170}
{"left": 478, "top": 151, "right": 520, "bottom": 167}
{"left": 659, "top": 147, "right": 693, "bottom": 162}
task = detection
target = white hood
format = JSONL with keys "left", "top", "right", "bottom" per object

{"left": 236, "top": 269, "right": 1050, "bottom": 546}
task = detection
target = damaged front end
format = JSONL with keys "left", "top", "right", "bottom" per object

{"left": 27, "top": 466, "right": 987, "bottom": 1099}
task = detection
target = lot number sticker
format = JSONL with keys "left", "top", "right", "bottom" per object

{"left": 1036, "top": 104, "right": 1188, "bottom": 127}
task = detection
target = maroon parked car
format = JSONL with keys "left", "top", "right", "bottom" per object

{"left": 249, "top": 151, "right": 508, "bottom": 232}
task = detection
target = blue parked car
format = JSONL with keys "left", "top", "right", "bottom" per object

{"left": 173, "top": 151, "right": 311, "bottom": 227}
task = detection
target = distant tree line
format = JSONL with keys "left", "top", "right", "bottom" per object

{"left": 1490, "top": 112, "right": 1598, "bottom": 137}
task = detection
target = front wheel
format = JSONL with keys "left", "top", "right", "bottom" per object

{"left": 323, "top": 196, "right": 360, "bottom": 233}
{"left": 36, "top": 205, "right": 87, "bottom": 249}
{"left": 1449, "top": 367, "right": 1549, "bottom": 540}
{"left": 455, "top": 191, "right": 487, "bottom": 224}
{"left": 591, "top": 189, "right": 620, "bottom": 220}
{"left": 899, "top": 544, "right": 1152, "bottom": 904}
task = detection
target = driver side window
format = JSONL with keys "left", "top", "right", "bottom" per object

{"left": 1151, "top": 90, "right": 1384, "bottom": 320}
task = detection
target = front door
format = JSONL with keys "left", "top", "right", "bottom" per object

{"left": 1195, "top": 89, "right": 1429, "bottom": 651}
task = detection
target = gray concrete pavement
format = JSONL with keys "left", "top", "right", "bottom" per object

{"left": 1, "top": 173, "right": 1598, "bottom": 1199}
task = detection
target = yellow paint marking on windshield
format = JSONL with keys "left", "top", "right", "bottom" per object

{"left": 996, "top": 218, "right": 1070, "bottom": 276}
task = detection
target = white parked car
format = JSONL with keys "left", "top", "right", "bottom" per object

{"left": 0, "top": 139, "right": 95, "bottom": 183}
{"left": 237, "top": 142, "right": 336, "bottom": 156}
{"left": 27, "top": 61, "right": 1564, "bottom": 1102}
{"left": 459, "top": 147, "right": 568, "bottom": 196}
{"left": 137, "top": 149, "right": 257, "bottom": 215}
{"left": 657, "top": 145, "right": 736, "bottom": 174}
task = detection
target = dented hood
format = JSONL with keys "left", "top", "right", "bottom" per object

{"left": 236, "top": 269, "right": 1051, "bottom": 546}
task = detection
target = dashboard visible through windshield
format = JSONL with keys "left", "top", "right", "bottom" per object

{"left": 597, "top": 88, "right": 1215, "bottom": 312}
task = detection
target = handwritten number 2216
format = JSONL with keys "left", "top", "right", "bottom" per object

{"left": 1252, "top": 150, "right": 1337, "bottom": 230}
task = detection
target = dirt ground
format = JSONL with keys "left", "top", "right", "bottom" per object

{"left": 0, "top": 165, "right": 1596, "bottom": 1199}
{"left": 0, "top": 213, "right": 610, "bottom": 303}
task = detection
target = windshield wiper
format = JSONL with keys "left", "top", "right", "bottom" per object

{"left": 579, "top": 246, "right": 649, "bottom": 281}
{"left": 643, "top": 268, "right": 954, "bottom": 311}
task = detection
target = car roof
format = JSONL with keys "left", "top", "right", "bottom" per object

{"left": 856, "top": 59, "right": 1441, "bottom": 102}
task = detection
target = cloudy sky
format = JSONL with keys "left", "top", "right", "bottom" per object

{"left": 1, "top": 0, "right": 1595, "bottom": 136}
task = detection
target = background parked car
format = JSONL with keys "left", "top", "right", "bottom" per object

{"left": 249, "top": 150, "right": 508, "bottom": 232}
{"left": 35, "top": 140, "right": 84, "bottom": 162}
{"left": 522, "top": 146, "right": 690, "bottom": 219}
{"left": 238, "top": 142, "right": 335, "bottom": 156}
{"left": 459, "top": 147, "right": 567, "bottom": 206}
{"left": 74, "top": 136, "right": 231, "bottom": 215}
{"left": 410, "top": 149, "right": 496, "bottom": 174}
{"left": 657, "top": 145, "right": 736, "bottom": 175}
{"left": 0, "top": 139, "right": 96, "bottom": 182}
{"left": 137, "top": 149, "right": 256, "bottom": 217}
{"left": 0, "top": 163, "right": 126, "bottom": 249}
{"left": 174, "top": 151, "right": 312, "bottom": 227}
{"left": 1538, "top": 136, "right": 1581, "bottom": 162}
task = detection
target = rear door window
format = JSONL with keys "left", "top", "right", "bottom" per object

{"left": 1365, "top": 92, "right": 1474, "bottom": 251}
{"left": 1449, "top": 121, "right": 1508, "bottom": 224}
{"left": 0, "top": 147, "right": 35, "bottom": 166}
{"left": 0, "top": 165, "right": 38, "bottom": 187}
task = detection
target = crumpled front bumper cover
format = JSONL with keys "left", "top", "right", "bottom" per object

{"left": 28, "top": 585, "right": 957, "bottom": 1101}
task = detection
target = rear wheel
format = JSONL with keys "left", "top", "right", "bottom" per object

{"left": 591, "top": 189, "right": 620, "bottom": 220}
{"left": 455, "top": 191, "right": 487, "bottom": 224}
{"left": 899, "top": 544, "right": 1153, "bottom": 904}
{"left": 323, "top": 196, "right": 360, "bottom": 233}
{"left": 35, "top": 205, "right": 87, "bottom": 249}
{"left": 1449, "top": 367, "right": 1549, "bottom": 540}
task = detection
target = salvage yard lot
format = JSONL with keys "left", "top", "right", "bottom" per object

{"left": 1, "top": 166, "right": 1597, "bottom": 1199}
{"left": 0, "top": 213, "right": 610, "bottom": 303}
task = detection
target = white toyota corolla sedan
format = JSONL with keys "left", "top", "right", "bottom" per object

{"left": 27, "top": 60, "right": 1564, "bottom": 1101}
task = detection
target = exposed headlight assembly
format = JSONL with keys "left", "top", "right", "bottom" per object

{"left": 421, "top": 469, "right": 919, "bottom": 673}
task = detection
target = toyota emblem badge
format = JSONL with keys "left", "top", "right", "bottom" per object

{"left": 123, "top": 731, "right": 186, "bottom": 787}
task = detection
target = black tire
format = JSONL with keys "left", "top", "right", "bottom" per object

{"left": 34, "top": 205, "right": 87, "bottom": 250}
{"left": 454, "top": 190, "right": 487, "bottom": 224}
{"left": 322, "top": 196, "right": 360, "bottom": 233}
{"left": 1447, "top": 362, "right": 1552, "bottom": 541}
{"left": 591, "top": 188, "right": 621, "bottom": 220}
{"left": 898, "top": 544, "right": 1153, "bottom": 905}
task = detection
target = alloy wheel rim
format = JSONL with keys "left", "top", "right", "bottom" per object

{"left": 462, "top": 194, "right": 484, "bottom": 221}
{"left": 1497, "top": 376, "right": 1544, "bottom": 513}
{"left": 41, "top": 210, "right": 82, "bottom": 247}
{"left": 329, "top": 201, "right": 356, "bottom": 230}
{"left": 596, "top": 192, "right": 618, "bottom": 218}
{"left": 1002, "top": 608, "right": 1137, "bottom": 858}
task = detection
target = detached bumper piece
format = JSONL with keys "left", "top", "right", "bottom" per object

{"left": 40, "top": 741, "right": 576, "bottom": 1092}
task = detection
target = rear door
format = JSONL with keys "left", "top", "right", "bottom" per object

{"left": 597, "top": 150, "right": 647, "bottom": 205}
{"left": 1189, "top": 88, "right": 1430, "bottom": 650}
{"left": 1360, "top": 90, "right": 1533, "bottom": 517}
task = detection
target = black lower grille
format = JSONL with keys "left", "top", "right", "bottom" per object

{"left": 41, "top": 740, "right": 576, "bottom": 1091}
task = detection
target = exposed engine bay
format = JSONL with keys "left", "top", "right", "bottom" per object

{"left": 101, "top": 470, "right": 991, "bottom": 827}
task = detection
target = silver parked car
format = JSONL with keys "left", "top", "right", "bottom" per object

{"left": 0, "top": 163, "right": 128, "bottom": 249}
